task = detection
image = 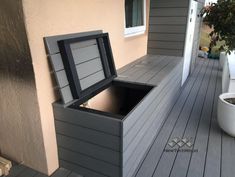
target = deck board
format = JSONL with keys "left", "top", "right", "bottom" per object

{"left": 134, "top": 58, "right": 235, "bottom": 177}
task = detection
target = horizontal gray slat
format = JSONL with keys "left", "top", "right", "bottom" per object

{"left": 80, "top": 70, "right": 105, "bottom": 90}
{"left": 55, "top": 120, "right": 120, "bottom": 151}
{"left": 150, "top": 8, "right": 188, "bottom": 17}
{"left": 122, "top": 58, "right": 183, "bottom": 135}
{"left": 151, "top": 0, "right": 189, "bottom": 8}
{"left": 60, "top": 160, "right": 106, "bottom": 177}
{"left": 123, "top": 77, "right": 181, "bottom": 177}
{"left": 148, "top": 48, "right": 184, "bottom": 56}
{"left": 136, "top": 56, "right": 176, "bottom": 84}
{"left": 123, "top": 66, "right": 182, "bottom": 159}
{"left": 56, "top": 70, "right": 69, "bottom": 88}
{"left": 76, "top": 58, "right": 103, "bottom": 79}
{"left": 51, "top": 168, "right": 71, "bottom": 177}
{"left": 44, "top": 30, "right": 102, "bottom": 55}
{"left": 57, "top": 134, "right": 120, "bottom": 165}
{"left": 148, "top": 41, "right": 184, "bottom": 50}
{"left": 49, "top": 53, "right": 64, "bottom": 71}
{"left": 148, "top": 59, "right": 181, "bottom": 85}
{"left": 148, "top": 33, "right": 185, "bottom": 42}
{"left": 60, "top": 86, "right": 73, "bottom": 104}
{"left": 70, "top": 39, "right": 97, "bottom": 50}
{"left": 59, "top": 148, "right": 120, "bottom": 177}
{"left": 149, "top": 17, "right": 187, "bottom": 25}
{"left": 72, "top": 44, "right": 100, "bottom": 65}
{"left": 53, "top": 103, "right": 121, "bottom": 135}
{"left": 149, "top": 25, "right": 186, "bottom": 34}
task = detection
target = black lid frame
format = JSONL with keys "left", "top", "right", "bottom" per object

{"left": 58, "top": 33, "right": 117, "bottom": 103}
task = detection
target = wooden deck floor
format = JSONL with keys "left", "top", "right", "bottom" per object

{"left": 134, "top": 58, "right": 235, "bottom": 177}
{"left": 6, "top": 58, "right": 235, "bottom": 177}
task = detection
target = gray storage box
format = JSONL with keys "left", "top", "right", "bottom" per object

{"left": 45, "top": 31, "right": 182, "bottom": 177}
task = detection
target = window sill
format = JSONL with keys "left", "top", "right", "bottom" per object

{"left": 124, "top": 30, "right": 146, "bottom": 38}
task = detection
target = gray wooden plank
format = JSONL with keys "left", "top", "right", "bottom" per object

{"left": 53, "top": 103, "right": 121, "bottom": 136}
{"left": 148, "top": 48, "right": 184, "bottom": 56}
{"left": 34, "top": 173, "right": 49, "bottom": 177}
{"left": 186, "top": 61, "right": 218, "bottom": 177}
{"left": 72, "top": 44, "right": 100, "bottom": 65}
{"left": 123, "top": 64, "right": 182, "bottom": 153}
{"left": 7, "top": 164, "right": 26, "bottom": 177}
{"left": 70, "top": 39, "right": 96, "bottom": 50}
{"left": 57, "top": 134, "right": 120, "bottom": 165}
{"left": 67, "top": 172, "right": 83, "bottom": 177}
{"left": 149, "top": 25, "right": 186, "bottom": 34}
{"left": 76, "top": 58, "right": 103, "bottom": 79}
{"left": 17, "top": 167, "right": 37, "bottom": 177}
{"left": 44, "top": 31, "right": 102, "bottom": 55}
{"left": 203, "top": 63, "right": 222, "bottom": 177}
{"left": 148, "top": 59, "right": 181, "bottom": 85}
{"left": 118, "top": 56, "right": 167, "bottom": 82}
{"left": 122, "top": 58, "right": 182, "bottom": 135}
{"left": 221, "top": 133, "right": 235, "bottom": 177}
{"left": 169, "top": 60, "right": 217, "bottom": 177}
{"left": 135, "top": 56, "right": 174, "bottom": 84}
{"left": 60, "top": 160, "right": 106, "bottom": 177}
{"left": 59, "top": 148, "right": 119, "bottom": 177}
{"left": 148, "top": 41, "right": 184, "bottom": 50}
{"left": 151, "top": 0, "right": 189, "bottom": 8}
{"left": 55, "top": 120, "right": 120, "bottom": 151}
{"left": 80, "top": 70, "right": 105, "bottom": 90}
{"left": 152, "top": 59, "right": 214, "bottom": 177}
{"left": 56, "top": 70, "right": 69, "bottom": 88}
{"left": 150, "top": 8, "right": 188, "bottom": 17}
{"left": 148, "top": 33, "right": 185, "bottom": 42}
{"left": 135, "top": 59, "right": 206, "bottom": 177}
{"left": 149, "top": 17, "right": 187, "bottom": 25}
{"left": 60, "top": 86, "right": 73, "bottom": 104}
{"left": 50, "top": 168, "right": 70, "bottom": 177}
{"left": 123, "top": 74, "right": 182, "bottom": 177}
{"left": 49, "top": 54, "right": 64, "bottom": 72}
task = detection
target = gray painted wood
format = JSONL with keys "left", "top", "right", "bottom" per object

{"left": 150, "top": 8, "right": 188, "bottom": 17}
{"left": 44, "top": 30, "right": 102, "bottom": 55}
{"left": 50, "top": 168, "right": 71, "bottom": 177}
{"left": 45, "top": 31, "right": 102, "bottom": 104}
{"left": 203, "top": 63, "right": 222, "bottom": 177}
{"left": 123, "top": 63, "right": 182, "bottom": 153}
{"left": 7, "top": 164, "right": 26, "bottom": 177}
{"left": 135, "top": 59, "right": 206, "bottom": 177}
{"left": 186, "top": 60, "right": 218, "bottom": 177}
{"left": 148, "top": 33, "right": 185, "bottom": 42}
{"left": 53, "top": 103, "right": 121, "bottom": 135}
{"left": 149, "top": 17, "right": 187, "bottom": 25}
{"left": 148, "top": 41, "right": 184, "bottom": 50}
{"left": 80, "top": 70, "right": 105, "bottom": 90}
{"left": 149, "top": 25, "right": 186, "bottom": 34}
{"left": 57, "top": 134, "right": 120, "bottom": 165}
{"left": 76, "top": 58, "right": 103, "bottom": 79}
{"left": 67, "top": 172, "right": 83, "bottom": 177}
{"left": 151, "top": 0, "right": 189, "bottom": 8}
{"left": 60, "top": 160, "right": 106, "bottom": 177}
{"left": 72, "top": 44, "right": 100, "bottom": 65}
{"left": 123, "top": 74, "right": 182, "bottom": 177}
{"left": 58, "top": 148, "right": 120, "bottom": 177}
{"left": 55, "top": 120, "right": 120, "bottom": 151}
{"left": 70, "top": 39, "right": 97, "bottom": 50}
{"left": 148, "top": 48, "right": 183, "bottom": 56}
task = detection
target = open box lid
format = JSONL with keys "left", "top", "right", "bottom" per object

{"left": 56, "top": 33, "right": 117, "bottom": 104}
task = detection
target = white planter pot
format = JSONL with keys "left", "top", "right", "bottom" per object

{"left": 220, "top": 52, "right": 226, "bottom": 69}
{"left": 218, "top": 93, "right": 235, "bottom": 137}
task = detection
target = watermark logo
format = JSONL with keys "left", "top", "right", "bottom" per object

{"left": 164, "top": 137, "right": 198, "bottom": 153}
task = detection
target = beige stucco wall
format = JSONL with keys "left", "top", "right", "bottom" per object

{"left": 22, "top": 0, "right": 149, "bottom": 174}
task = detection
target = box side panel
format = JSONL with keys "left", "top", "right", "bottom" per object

{"left": 122, "top": 61, "right": 183, "bottom": 177}
{"left": 53, "top": 105, "right": 121, "bottom": 177}
{"left": 123, "top": 70, "right": 182, "bottom": 177}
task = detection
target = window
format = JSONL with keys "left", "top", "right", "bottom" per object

{"left": 124, "top": 0, "right": 146, "bottom": 37}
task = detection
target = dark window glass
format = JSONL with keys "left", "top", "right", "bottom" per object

{"left": 125, "top": 0, "right": 144, "bottom": 28}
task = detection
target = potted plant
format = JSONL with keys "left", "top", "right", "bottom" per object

{"left": 201, "top": 0, "right": 235, "bottom": 136}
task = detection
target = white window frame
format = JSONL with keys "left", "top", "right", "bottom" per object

{"left": 124, "top": 0, "right": 147, "bottom": 37}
